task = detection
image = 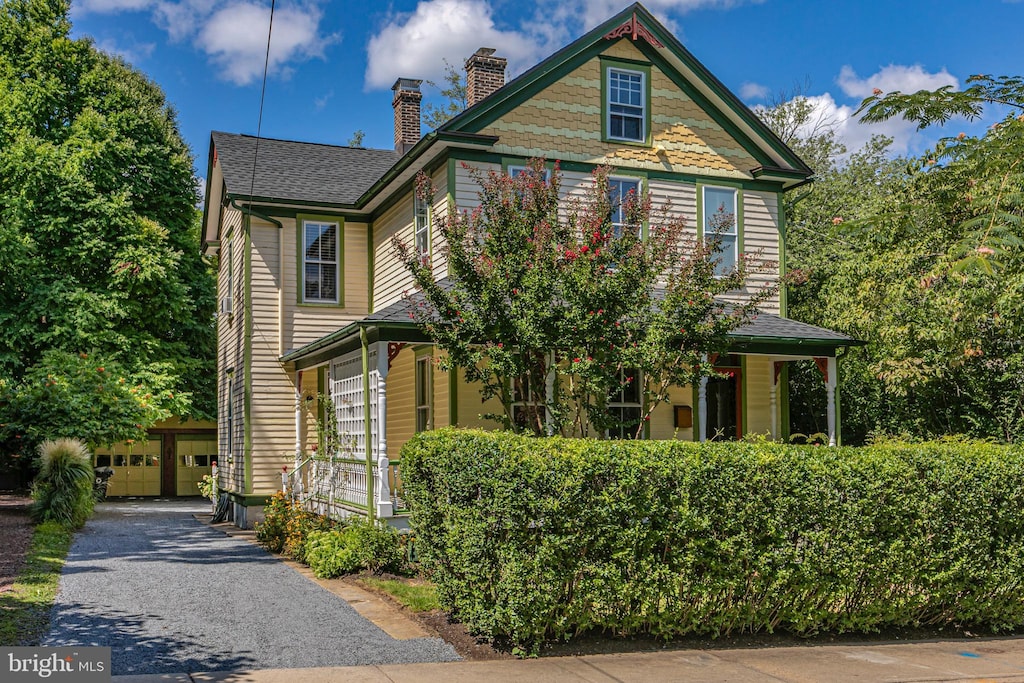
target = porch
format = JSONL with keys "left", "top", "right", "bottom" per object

{"left": 279, "top": 301, "right": 860, "bottom": 522}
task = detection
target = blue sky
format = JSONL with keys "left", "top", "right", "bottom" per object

{"left": 69, "top": 0, "right": 1024, "bottom": 185}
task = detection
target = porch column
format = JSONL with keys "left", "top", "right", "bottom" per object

{"left": 697, "top": 375, "right": 708, "bottom": 442}
{"left": 769, "top": 363, "right": 778, "bottom": 441}
{"left": 375, "top": 344, "right": 393, "bottom": 518}
{"left": 292, "top": 370, "right": 303, "bottom": 498}
{"left": 826, "top": 356, "right": 838, "bottom": 447}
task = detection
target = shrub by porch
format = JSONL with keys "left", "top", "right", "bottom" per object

{"left": 402, "top": 429, "right": 1024, "bottom": 653}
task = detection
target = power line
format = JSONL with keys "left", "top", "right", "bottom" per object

{"left": 247, "top": 0, "right": 276, "bottom": 204}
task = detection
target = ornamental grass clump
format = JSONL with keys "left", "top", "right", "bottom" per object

{"left": 30, "top": 438, "right": 95, "bottom": 529}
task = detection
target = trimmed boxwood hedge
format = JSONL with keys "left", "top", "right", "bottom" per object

{"left": 401, "top": 429, "right": 1024, "bottom": 652}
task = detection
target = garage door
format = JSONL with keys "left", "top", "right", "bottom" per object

{"left": 175, "top": 435, "right": 217, "bottom": 496}
{"left": 94, "top": 437, "right": 163, "bottom": 497}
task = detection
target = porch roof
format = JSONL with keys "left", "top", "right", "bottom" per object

{"left": 282, "top": 286, "right": 863, "bottom": 368}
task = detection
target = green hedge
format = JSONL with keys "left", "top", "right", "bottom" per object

{"left": 401, "top": 430, "right": 1024, "bottom": 652}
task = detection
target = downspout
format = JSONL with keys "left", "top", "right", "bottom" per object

{"left": 229, "top": 199, "right": 286, "bottom": 354}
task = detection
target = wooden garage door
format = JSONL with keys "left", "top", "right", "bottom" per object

{"left": 94, "top": 437, "right": 163, "bottom": 497}
{"left": 175, "top": 435, "right": 217, "bottom": 496}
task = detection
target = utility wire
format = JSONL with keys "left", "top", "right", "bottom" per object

{"left": 247, "top": 0, "right": 276, "bottom": 205}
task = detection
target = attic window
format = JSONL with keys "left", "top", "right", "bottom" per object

{"left": 606, "top": 67, "right": 646, "bottom": 143}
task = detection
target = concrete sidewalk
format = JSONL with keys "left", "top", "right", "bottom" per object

{"left": 114, "top": 636, "right": 1024, "bottom": 682}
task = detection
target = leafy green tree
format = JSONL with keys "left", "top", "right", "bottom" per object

{"left": 761, "top": 78, "right": 1024, "bottom": 442}
{"left": 0, "top": 0, "right": 215, "bottom": 465}
{"left": 394, "top": 161, "right": 776, "bottom": 437}
{"left": 422, "top": 60, "right": 466, "bottom": 131}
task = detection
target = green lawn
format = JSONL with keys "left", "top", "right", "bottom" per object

{"left": 0, "top": 521, "right": 73, "bottom": 645}
{"left": 360, "top": 576, "right": 440, "bottom": 612}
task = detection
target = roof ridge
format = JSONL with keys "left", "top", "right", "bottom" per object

{"left": 211, "top": 130, "right": 396, "bottom": 155}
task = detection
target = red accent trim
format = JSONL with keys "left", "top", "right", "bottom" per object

{"left": 708, "top": 352, "right": 720, "bottom": 366}
{"left": 813, "top": 357, "right": 829, "bottom": 384}
{"left": 212, "top": 147, "right": 218, "bottom": 166}
{"left": 773, "top": 361, "right": 785, "bottom": 386}
{"left": 387, "top": 342, "right": 407, "bottom": 370}
{"left": 603, "top": 12, "right": 665, "bottom": 48}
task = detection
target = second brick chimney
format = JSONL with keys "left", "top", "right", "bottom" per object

{"left": 392, "top": 78, "right": 423, "bottom": 154}
{"left": 465, "top": 48, "right": 507, "bottom": 107}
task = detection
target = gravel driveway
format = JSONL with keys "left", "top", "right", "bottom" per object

{"left": 43, "top": 499, "right": 458, "bottom": 675}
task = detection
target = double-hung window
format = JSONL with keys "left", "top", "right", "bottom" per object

{"left": 703, "top": 186, "right": 739, "bottom": 277}
{"left": 607, "top": 67, "right": 646, "bottom": 143}
{"left": 415, "top": 356, "right": 432, "bottom": 432}
{"left": 607, "top": 367, "right": 643, "bottom": 439}
{"left": 302, "top": 219, "right": 339, "bottom": 303}
{"left": 507, "top": 164, "right": 550, "bottom": 181}
{"left": 414, "top": 194, "right": 430, "bottom": 267}
{"left": 608, "top": 177, "right": 641, "bottom": 239}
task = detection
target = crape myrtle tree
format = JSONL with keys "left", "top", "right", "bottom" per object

{"left": 394, "top": 160, "right": 778, "bottom": 438}
{"left": 0, "top": 0, "right": 215, "bottom": 469}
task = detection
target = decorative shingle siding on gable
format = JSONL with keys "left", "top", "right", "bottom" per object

{"left": 475, "top": 39, "right": 757, "bottom": 178}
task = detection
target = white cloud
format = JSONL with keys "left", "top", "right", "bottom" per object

{"left": 837, "top": 64, "right": 958, "bottom": 99}
{"left": 314, "top": 90, "right": 334, "bottom": 111}
{"left": 787, "top": 92, "right": 931, "bottom": 158}
{"left": 95, "top": 36, "right": 156, "bottom": 63}
{"left": 197, "top": 3, "right": 331, "bottom": 85}
{"left": 76, "top": 0, "right": 334, "bottom": 86}
{"left": 76, "top": 0, "right": 155, "bottom": 12}
{"left": 365, "top": 0, "right": 546, "bottom": 90}
{"left": 740, "top": 81, "right": 769, "bottom": 101}
{"left": 550, "top": 0, "right": 764, "bottom": 32}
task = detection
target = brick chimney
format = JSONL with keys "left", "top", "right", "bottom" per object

{"left": 465, "top": 48, "right": 506, "bottom": 107}
{"left": 392, "top": 78, "right": 423, "bottom": 154}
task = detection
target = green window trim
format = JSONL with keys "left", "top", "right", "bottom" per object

{"left": 296, "top": 213, "right": 345, "bottom": 307}
{"left": 696, "top": 182, "right": 744, "bottom": 277}
{"left": 414, "top": 346, "right": 434, "bottom": 432}
{"left": 414, "top": 193, "right": 431, "bottom": 268}
{"left": 601, "top": 57, "right": 652, "bottom": 147}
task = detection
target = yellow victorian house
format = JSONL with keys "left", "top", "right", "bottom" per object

{"left": 201, "top": 3, "right": 859, "bottom": 527}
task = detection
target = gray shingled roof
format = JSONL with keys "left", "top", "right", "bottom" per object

{"left": 364, "top": 284, "right": 855, "bottom": 343}
{"left": 212, "top": 131, "right": 399, "bottom": 206}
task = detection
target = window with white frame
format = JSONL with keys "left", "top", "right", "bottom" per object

{"left": 414, "top": 193, "right": 430, "bottom": 267}
{"left": 608, "top": 177, "right": 641, "bottom": 239}
{"left": 703, "top": 186, "right": 739, "bottom": 276}
{"left": 607, "top": 367, "right": 643, "bottom": 439}
{"left": 507, "top": 164, "right": 550, "bottom": 181}
{"left": 303, "top": 220, "right": 339, "bottom": 302}
{"left": 415, "top": 356, "right": 432, "bottom": 432}
{"left": 607, "top": 67, "right": 645, "bottom": 142}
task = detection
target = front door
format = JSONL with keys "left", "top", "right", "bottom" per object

{"left": 706, "top": 363, "right": 742, "bottom": 441}
{"left": 94, "top": 437, "right": 163, "bottom": 496}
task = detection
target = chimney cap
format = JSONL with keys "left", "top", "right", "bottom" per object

{"left": 472, "top": 47, "right": 497, "bottom": 58}
{"left": 392, "top": 78, "right": 422, "bottom": 92}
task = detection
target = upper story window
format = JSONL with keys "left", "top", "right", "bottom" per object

{"left": 302, "top": 219, "right": 339, "bottom": 303}
{"left": 608, "top": 177, "right": 641, "bottom": 239}
{"left": 703, "top": 186, "right": 739, "bottom": 277}
{"left": 507, "top": 165, "right": 550, "bottom": 181}
{"left": 414, "top": 194, "right": 430, "bottom": 267}
{"left": 607, "top": 67, "right": 646, "bottom": 143}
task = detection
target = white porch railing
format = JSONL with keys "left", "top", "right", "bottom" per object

{"left": 284, "top": 344, "right": 404, "bottom": 521}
